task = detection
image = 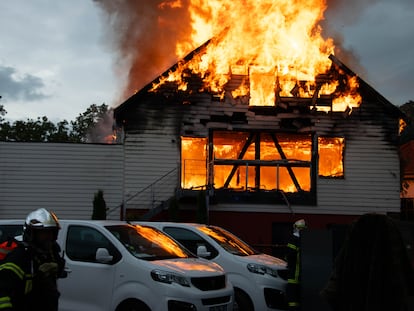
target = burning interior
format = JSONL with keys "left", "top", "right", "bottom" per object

{"left": 181, "top": 134, "right": 344, "bottom": 192}
{"left": 155, "top": 40, "right": 357, "bottom": 204}
{"left": 153, "top": 50, "right": 355, "bottom": 205}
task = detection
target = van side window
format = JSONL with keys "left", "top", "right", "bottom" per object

{"left": 66, "top": 225, "right": 121, "bottom": 263}
{"left": 163, "top": 227, "right": 219, "bottom": 259}
{"left": 0, "top": 225, "right": 23, "bottom": 243}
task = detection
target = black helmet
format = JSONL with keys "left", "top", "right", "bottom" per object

{"left": 23, "top": 208, "right": 60, "bottom": 243}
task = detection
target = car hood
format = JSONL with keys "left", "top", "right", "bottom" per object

{"left": 153, "top": 258, "right": 225, "bottom": 276}
{"left": 237, "top": 253, "right": 287, "bottom": 268}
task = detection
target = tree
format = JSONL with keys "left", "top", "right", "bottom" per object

{"left": 71, "top": 104, "right": 112, "bottom": 142}
{"left": 400, "top": 100, "right": 414, "bottom": 145}
{"left": 0, "top": 103, "right": 111, "bottom": 143}
{"left": 0, "top": 105, "right": 6, "bottom": 123}
{"left": 92, "top": 190, "right": 107, "bottom": 220}
{"left": 400, "top": 100, "right": 414, "bottom": 119}
{"left": 168, "top": 197, "right": 180, "bottom": 221}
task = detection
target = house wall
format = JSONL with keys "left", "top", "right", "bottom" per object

{"left": 317, "top": 125, "right": 400, "bottom": 215}
{"left": 120, "top": 94, "right": 401, "bottom": 220}
{"left": 0, "top": 142, "right": 124, "bottom": 220}
{"left": 123, "top": 131, "right": 179, "bottom": 210}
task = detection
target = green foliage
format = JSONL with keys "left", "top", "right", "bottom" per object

{"left": 92, "top": 190, "right": 107, "bottom": 220}
{"left": 400, "top": 100, "right": 414, "bottom": 119}
{"left": 400, "top": 101, "right": 414, "bottom": 145}
{"left": 0, "top": 103, "right": 110, "bottom": 143}
{"left": 71, "top": 103, "right": 110, "bottom": 143}
{"left": 0, "top": 116, "right": 76, "bottom": 142}
{"left": 0, "top": 105, "right": 6, "bottom": 123}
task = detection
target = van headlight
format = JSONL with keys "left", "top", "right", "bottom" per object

{"left": 151, "top": 270, "right": 190, "bottom": 287}
{"left": 247, "top": 263, "right": 279, "bottom": 278}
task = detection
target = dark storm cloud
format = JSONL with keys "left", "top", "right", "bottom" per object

{"left": 0, "top": 65, "right": 48, "bottom": 102}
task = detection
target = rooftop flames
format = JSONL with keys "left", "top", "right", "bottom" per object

{"left": 151, "top": 0, "right": 361, "bottom": 111}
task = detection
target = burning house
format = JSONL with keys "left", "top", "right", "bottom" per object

{"left": 112, "top": 1, "right": 406, "bottom": 249}
{"left": 114, "top": 52, "right": 404, "bottom": 226}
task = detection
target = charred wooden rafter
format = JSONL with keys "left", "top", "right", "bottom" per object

{"left": 270, "top": 133, "right": 303, "bottom": 191}
{"left": 223, "top": 133, "right": 256, "bottom": 188}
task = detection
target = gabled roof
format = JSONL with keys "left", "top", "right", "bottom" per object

{"left": 114, "top": 40, "right": 404, "bottom": 122}
{"left": 328, "top": 55, "right": 404, "bottom": 120}
{"left": 114, "top": 39, "right": 211, "bottom": 118}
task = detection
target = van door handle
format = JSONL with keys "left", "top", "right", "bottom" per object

{"left": 64, "top": 267, "right": 72, "bottom": 274}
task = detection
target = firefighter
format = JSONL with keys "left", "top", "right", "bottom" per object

{"left": 0, "top": 208, "right": 67, "bottom": 311}
{"left": 286, "top": 218, "right": 307, "bottom": 310}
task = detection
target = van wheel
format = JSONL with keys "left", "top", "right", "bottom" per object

{"left": 116, "top": 299, "right": 150, "bottom": 311}
{"left": 234, "top": 289, "right": 254, "bottom": 311}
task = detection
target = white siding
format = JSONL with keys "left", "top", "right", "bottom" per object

{"left": 206, "top": 125, "right": 400, "bottom": 215}
{"left": 0, "top": 142, "right": 124, "bottom": 220}
{"left": 123, "top": 133, "right": 180, "bottom": 210}
{"left": 120, "top": 104, "right": 401, "bottom": 217}
{"left": 317, "top": 125, "right": 401, "bottom": 214}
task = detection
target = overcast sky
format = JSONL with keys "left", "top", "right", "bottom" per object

{"left": 0, "top": 0, "right": 413, "bottom": 122}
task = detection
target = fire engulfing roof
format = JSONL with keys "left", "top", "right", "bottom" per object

{"left": 114, "top": 39, "right": 404, "bottom": 138}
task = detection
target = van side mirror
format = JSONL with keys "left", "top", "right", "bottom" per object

{"left": 96, "top": 248, "right": 113, "bottom": 263}
{"left": 196, "top": 245, "right": 211, "bottom": 258}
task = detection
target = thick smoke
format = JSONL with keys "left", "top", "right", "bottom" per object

{"left": 93, "top": 0, "right": 382, "bottom": 105}
{"left": 93, "top": 0, "right": 195, "bottom": 101}
{"left": 323, "top": 0, "right": 383, "bottom": 76}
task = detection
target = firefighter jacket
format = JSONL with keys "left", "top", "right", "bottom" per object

{"left": 0, "top": 242, "right": 66, "bottom": 311}
{"left": 286, "top": 234, "right": 301, "bottom": 309}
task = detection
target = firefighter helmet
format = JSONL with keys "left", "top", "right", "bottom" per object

{"left": 293, "top": 219, "right": 307, "bottom": 230}
{"left": 23, "top": 208, "right": 60, "bottom": 243}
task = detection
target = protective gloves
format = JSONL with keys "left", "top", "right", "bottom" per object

{"left": 38, "top": 262, "right": 58, "bottom": 277}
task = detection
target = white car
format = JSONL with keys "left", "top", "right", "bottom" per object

{"left": 0, "top": 220, "right": 234, "bottom": 311}
{"left": 136, "top": 222, "right": 288, "bottom": 311}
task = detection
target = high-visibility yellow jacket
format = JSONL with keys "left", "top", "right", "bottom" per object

{"left": 0, "top": 243, "right": 64, "bottom": 311}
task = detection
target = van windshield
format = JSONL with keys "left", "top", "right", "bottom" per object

{"left": 106, "top": 224, "right": 194, "bottom": 261}
{"left": 198, "top": 226, "right": 259, "bottom": 256}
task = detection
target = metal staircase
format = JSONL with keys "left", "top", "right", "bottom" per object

{"left": 108, "top": 167, "right": 179, "bottom": 220}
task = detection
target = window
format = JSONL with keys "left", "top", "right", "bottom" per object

{"left": 106, "top": 225, "right": 193, "bottom": 261}
{"left": 0, "top": 225, "right": 23, "bottom": 243}
{"left": 65, "top": 225, "right": 120, "bottom": 263}
{"left": 318, "top": 136, "right": 344, "bottom": 177}
{"left": 212, "top": 131, "right": 312, "bottom": 192}
{"left": 180, "top": 131, "right": 345, "bottom": 204}
{"left": 163, "top": 227, "right": 219, "bottom": 259}
{"left": 181, "top": 137, "right": 207, "bottom": 189}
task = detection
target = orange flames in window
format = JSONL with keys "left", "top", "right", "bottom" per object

{"left": 181, "top": 134, "right": 344, "bottom": 192}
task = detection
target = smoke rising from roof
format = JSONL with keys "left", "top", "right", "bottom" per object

{"left": 323, "top": 0, "right": 383, "bottom": 76}
{"left": 93, "top": 0, "right": 195, "bottom": 100}
{"left": 93, "top": 0, "right": 379, "bottom": 104}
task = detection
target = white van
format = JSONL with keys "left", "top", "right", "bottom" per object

{"left": 136, "top": 222, "right": 288, "bottom": 311}
{"left": 0, "top": 220, "right": 234, "bottom": 311}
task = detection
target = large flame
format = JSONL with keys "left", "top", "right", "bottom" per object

{"left": 150, "top": 0, "right": 360, "bottom": 110}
